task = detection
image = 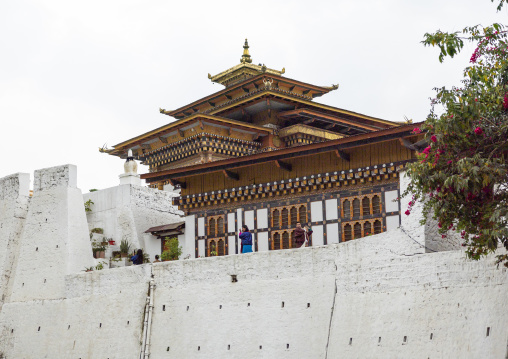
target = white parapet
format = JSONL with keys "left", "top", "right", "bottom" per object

{"left": 10, "top": 165, "right": 95, "bottom": 302}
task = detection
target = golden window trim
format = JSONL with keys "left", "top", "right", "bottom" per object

{"left": 207, "top": 214, "right": 225, "bottom": 237}
{"left": 271, "top": 229, "right": 297, "bottom": 250}
{"left": 340, "top": 193, "right": 382, "bottom": 220}
{"left": 271, "top": 204, "right": 308, "bottom": 228}
{"left": 341, "top": 218, "right": 383, "bottom": 242}
{"left": 207, "top": 237, "right": 226, "bottom": 257}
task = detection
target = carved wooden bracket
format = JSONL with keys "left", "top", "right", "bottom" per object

{"left": 159, "top": 136, "right": 168, "bottom": 144}
{"left": 223, "top": 170, "right": 239, "bottom": 181}
{"left": 275, "top": 160, "right": 292, "bottom": 172}
{"left": 334, "top": 149, "right": 350, "bottom": 162}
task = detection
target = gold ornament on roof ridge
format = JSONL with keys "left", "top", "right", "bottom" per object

{"left": 240, "top": 39, "right": 252, "bottom": 64}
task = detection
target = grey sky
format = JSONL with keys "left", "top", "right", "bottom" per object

{"left": 1, "top": 0, "right": 506, "bottom": 192}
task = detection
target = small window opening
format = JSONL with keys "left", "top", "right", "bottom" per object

{"left": 403, "top": 336, "right": 407, "bottom": 343}
{"left": 38, "top": 326, "right": 40, "bottom": 332}
{"left": 127, "top": 321, "right": 130, "bottom": 325}
{"left": 259, "top": 345, "right": 262, "bottom": 349}
{"left": 186, "top": 306, "right": 189, "bottom": 311}
{"left": 44, "top": 279, "right": 46, "bottom": 283}
{"left": 162, "top": 305, "right": 165, "bottom": 311}
{"left": 307, "top": 303, "right": 310, "bottom": 308}
{"left": 219, "top": 305, "right": 222, "bottom": 309}
{"left": 231, "top": 274, "right": 238, "bottom": 283}
{"left": 286, "top": 344, "right": 289, "bottom": 349}
{"left": 11, "top": 329, "right": 13, "bottom": 333}
{"left": 99, "top": 323, "right": 102, "bottom": 328}
{"left": 281, "top": 301, "right": 284, "bottom": 308}
{"left": 228, "top": 345, "right": 230, "bottom": 350}
{"left": 378, "top": 337, "right": 381, "bottom": 343}
{"left": 349, "top": 338, "right": 352, "bottom": 345}
{"left": 36, "top": 247, "right": 38, "bottom": 251}
{"left": 166, "top": 347, "right": 170, "bottom": 351}
{"left": 430, "top": 333, "right": 433, "bottom": 340}
{"left": 56, "top": 245, "right": 58, "bottom": 248}
{"left": 248, "top": 303, "right": 250, "bottom": 307}
{"left": 68, "top": 325, "right": 70, "bottom": 330}
{"left": 198, "top": 346, "right": 200, "bottom": 351}
{"left": 486, "top": 327, "right": 490, "bottom": 337}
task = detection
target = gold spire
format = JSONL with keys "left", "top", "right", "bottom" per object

{"left": 240, "top": 39, "right": 252, "bottom": 64}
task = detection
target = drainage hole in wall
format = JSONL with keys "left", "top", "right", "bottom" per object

{"left": 307, "top": 303, "right": 310, "bottom": 308}
{"left": 403, "top": 336, "right": 407, "bottom": 343}
{"left": 219, "top": 305, "right": 222, "bottom": 309}
{"left": 486, "top": 327, "right": 490, "bottom": 337}
{"left": 99, "top": 323, "right": 102, "bottom": 328}
{"left": 227, "top": 345, "right": 230, "bottom": 350}
{"left": 44, "top": 279, "right": 46, "bottom": 283}
{"left": 166, "top": 347, "right": 170, "bottom": 351}
{"left": 248, "top": 303, "right": 250, "bottom": 307}
{"left": 36, "top": 247, "right": 38, "bottom": 251}
{"left": 430, "top": 333, "right": 433, "bottom": 340}
{"left": 286, "top": 344, "right": 289, "bottom": 349}
{"left": 56, "top": 245, "right": 58, "bottom": 248}
{"left": 22, "top": 283, "right": 24, "bottom": 287}
{"left": 162, "top": 305, "right": 165, "bottom": 311}
{"left": 259, "top": 345, "right": 262, "bottom": 350}
{"left": 11, "top": 329, "right": 13, "bottom": 333}
{"left": 349, "top": 338, "right": 352, "bottom": 345}
{"left": 186, "top": 306, "right": 189, "bottom": 311}
{"left": 231, "top": 274, "right": 238, "bottom": 283}
{"left": 38, "top": 326, "right": 40, "bottom": 332}
{"left": 198, "top": 346, "right": 200, "bottom": 351}
{"left": 127, "top": 321, "right": 130, "bottom": 325}
{"left": 281, "top": 301, "right": 284, "bottom": 308}
{"left": 378, "top": 337, "right": 381, "bottom": 343}
{"left": 68, "top": 325, "right": 70, "bottom": 330}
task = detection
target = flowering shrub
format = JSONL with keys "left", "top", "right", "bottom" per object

{"left": 404, "top": 1, "right": 508, "bottom": 267}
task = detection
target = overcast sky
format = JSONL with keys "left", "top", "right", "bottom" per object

{"left": 1, "top": 0, "right": 506, "bottom": 193}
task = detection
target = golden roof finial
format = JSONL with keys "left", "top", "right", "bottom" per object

{"left": 240, "top": 38, "right": 252, "bottom": 64}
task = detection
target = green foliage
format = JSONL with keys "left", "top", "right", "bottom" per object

{"left": 143, "top": 252, "right": 150, "bottom": 263}
{"left": 404, "top": 7, "right": 508, "bottom": 266}
{"left": 84, "top": 199, "right": 94, "bottom": 212}
{"left": 161, "top": 237, "right": 182, "bottom": 261}
{"left": 90, "top": 228, "right": 104, "bottom": 234}
{"left": 120, "top": 240, "right": 131, "bottom": 254}
{"left": 89, "top": 189, "right": 98, "bottom": 192}
{"left": 95, "top": 261, "right": 106, "bottom": 270}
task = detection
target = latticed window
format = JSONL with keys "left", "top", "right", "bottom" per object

{"left": 217, "top": 239, "right": 225, "bottom": 256}
{"left": 299, "top": 205, "right": 307, "bottom": 223}
{"left": 282, "top": 231, "right": 290, "bottom": 249}
{"left": 344, "top": 224, "right": 352, "bottom": 241}
{"left": 374, "top": 220, "right": 382, "bottom": 234}
{"left": 372, "top": 195, "right": 381, "bottom": 214}
{"left": 291, "top": 231, "right": 296, "bottom": 247}
{"left": 217, "top": 217, "right": 224, "bottom": 234}
{"left": 352, "top": 199, "right": 361, "bottom": 217}
{"left": 290, "top": 207, "right": 298, "bottom": 226}
{"left": 362, "top": 197, "right": 370, "bottom": 216}
{"left": 209, "top": 218, "right": 216, "bottom": 237}
{"left": 281, "top": 208, "right": 289, "bottom": 227}
{"left": 273, "top": 233, "right": 281, "bottom": 250}
{"left": 272, "top": 209, "right": 280, "bottom": 227}
{"left": 364, "top": 222, "right": 372, "bottom": 236}
{"left": 354, "top": 223, "right": 362, "bottom": 239}
{"left": 343, "top": 200, "right": 351, "bottom": 219}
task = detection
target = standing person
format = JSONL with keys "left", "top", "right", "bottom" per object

{"left": 131, "top": 249, "right": 144, "bottom": 265}
{"left": 154, "top": 255, "right": 161, "bottom": 263}
{"left": 304, "top": 225, "right": 313, "bottom": 247}
{"left": 294, "top": 222, "right": 306, "bottom": 248}
{"left": 239, "top": 225, "right": 253, "bottom": 253}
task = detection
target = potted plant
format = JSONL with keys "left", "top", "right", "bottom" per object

{"left": 120, "top": 240, "right": 131, "bottom": 258}
{"left": 91, "top": 238, "right": 107, "bottom": 259}
{"left": 161, "top": 237, "right": 182, "bottom": 261}
{"left": 106, "top": 237, "right": 116, "bottom": 246}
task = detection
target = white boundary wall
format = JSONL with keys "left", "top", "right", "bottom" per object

{"left": 0, "top": 165, "right": 506, "bottom": 359}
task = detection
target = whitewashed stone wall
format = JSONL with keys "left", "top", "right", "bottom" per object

{"left": 0, "top": 165, "right": 507, "bottom": 359}
{"left": 83, "top": 184, "right": 183, "bottom": 261}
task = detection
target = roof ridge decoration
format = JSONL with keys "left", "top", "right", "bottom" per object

{"left": 207, "top": 39, "right": 285, "bottom": 88}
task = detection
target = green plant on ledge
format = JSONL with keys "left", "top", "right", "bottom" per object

{"left": 95, "top": 261, "right": 106, "bottom": 270}
{"left": 120, "top": 240, "right": 131, "bottom": 256}
{"left": 84, "top": 199, "right": 94, "bottom": 212}
{"left": 161, "top": 237, "right": 182, "bottom": 261}
{"left": 90, "top": 228, "right": 104, "bottom": 234}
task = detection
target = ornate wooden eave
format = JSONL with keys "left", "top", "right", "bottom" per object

{"left": 141, "top": 122, "right": 422, "bottom": 184}
{"left": 161, "top": 74, "right": 339, "bottom": 120}
{"left": 105, "top": 114, "right": 272, "bottom": 157}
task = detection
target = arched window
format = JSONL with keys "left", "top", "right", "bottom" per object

{"left": 217, "top": 239, "right": 225, "bottom": 256}
{"left": 281, "top": 208, "right": 289, "bottom": 227}
{"left": 217, "top": 217, "right": 224, "bottom": 234}
{"left": 343, "top": 200, "right": 351, "bottom": 219}
{"left": 273, "top": 209, "right": 280, "bottom": 228}
{"left": 291, "top": 230, "right": 296, "bottom": 248}
{"left": 299, "top": 205, "right": 307, "bottom": 223}
{"left": 344, "top": 224, "right": 352, "bottom": 241}
{"left": 209, "top": 218, "right": 216, "bottom": 237}
{"left": 273, "top": 233, "right": 281, "bottom": 250}
{"left": 372, "top": 195, "right": 381, "bottom": 214}
{"left": 290, "top": 207, "right": 298, "bottom": 226}
{"left": 374, "top": 220, "right": 382, "bottom": 234}
{"left": 354, "top": 222, "right": 362, "bottom": 239}
{"left": 362, "top": 197, "right": 370, "bottom": 216}
{"left": 364, "top": 222, "right": 372, "bottom": 237}
{"left": 209, "top": 240, "right": 216, "bottom": 256}
{"left": 352, "top": 198, "right": 361, "bottom": 218}
{"left": 282, "top": 231, "right": 290, "bottom": 249}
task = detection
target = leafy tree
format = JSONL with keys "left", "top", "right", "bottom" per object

{"left": 161, "top": 237, "right": 182, "bottom": 261}
{"left": 404, "top": 0, "right": 508, "bottom": 266}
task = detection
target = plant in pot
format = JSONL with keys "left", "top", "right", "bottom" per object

{"left": 120, "top": 240, "right": 131, "bottom": 258}
{"left": 161, "top": 237, "right": 182, "bottom": 261}
{"left": 92, "top": 240, "right": 107, "bottom": 259}
{"left": 105, "top": 237, "right": 116, "bottom": 246}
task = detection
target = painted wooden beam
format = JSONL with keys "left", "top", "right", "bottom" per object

{"left": 242, "top": 87, "right": 250, "bottom": 93}
{"left": 178, "top": 129, "right": 184, "bottom": 137}
{"left": 275, "top": 159, "right": 292, "bottom": 172}
{"left": 223, "top": 170, "right": 239, "bottom": 181}
{"left": 334, "top": 149, "right": 350, "bottom": 162}
{"left": 303, "top": 119, "right": 315, "bottom": 125}
{"left": 141, "top": 144, "right": 151, "bottom": 149}
{"left": 159, "top": 136, "right": 168, "bottom": 144}
{"left": 198, "top": 120, "right": 204, "bottom": 130}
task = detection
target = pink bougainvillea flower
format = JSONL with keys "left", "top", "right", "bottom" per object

{"left": 422, "top": 146, "right": 431, "bottom": 154}
{"left": 447, "top": 160, "right": 453, "bottom": 164}
{"left": 504, "top": 94, "right": 508, "bottom": 110}
{"left": 405, "top": 210, "right": 411, "bottom": 216}
{"left": 431, "top": 135, "right": 437, "bottom": 143}
{"left": 474, "top": 127, "right": 483, "bottom": 135}
{"left": 413, "top": 127, "right": 422, "bottom": 134}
